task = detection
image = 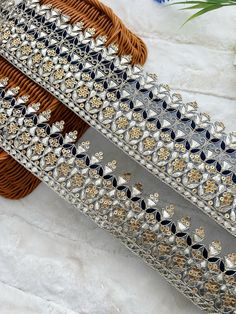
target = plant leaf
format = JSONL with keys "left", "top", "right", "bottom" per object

{"left": 182, "top": 4, "right": 222, "bottom": 25}
{"left": 180, "top": 3, "right": 217, "bottom": 9}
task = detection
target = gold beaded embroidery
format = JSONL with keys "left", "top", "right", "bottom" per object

{"left": 157, "top": 147, "right": 170, "bottom": 161}
{"left": 129, "top": 127, "right": 143, "bottom": 140}
{"left": 204, "top": 180, "right": 218, "bottom": 194}
{"left": 44, "top": 152, "right": 58, "bottom": 166}
{"left": 143, "top": 137, "right": 156, "bottom": 150}
{"left": 70, "top": 173, "right": 84, "bottom": 188}
{"left": 116, "top": 117, "right": 129, "bottom": 129}
{"left": 187, "top": 169, "right": 203, "bottom": 183}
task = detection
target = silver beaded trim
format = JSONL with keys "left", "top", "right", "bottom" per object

{"left": 0, "top": 79, "right": 236, "bottom": 313}
{"left": 0, "top": 0, "right": 236, "bottom": 236}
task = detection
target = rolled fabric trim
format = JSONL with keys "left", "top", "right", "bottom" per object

{"left": 0, "top": 0, "right": 147, "bottom": 199}
{"left": 0, "top": 80, "right": 235, "bottom": 313}
{"left": 0, "top": 56, "right": 89, "bottom": 199}
{"left": 0, "top": 0, "right": 235, "bottom": 235}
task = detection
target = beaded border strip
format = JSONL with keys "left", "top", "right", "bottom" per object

{"left": 0, "top": 1, "right": 236, "bottom": 237}
{"left": 0, "top": 79, "right": 236, "bottom": 313}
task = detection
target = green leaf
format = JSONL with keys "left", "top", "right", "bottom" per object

{"left": 170, "top": 0, "right": 236, "bottom": 24}
{"left": 179, "top": 3, "right": 217, "bottom": 10}
{"left": 182, "top": 4, "right": 222, "bottom": 25}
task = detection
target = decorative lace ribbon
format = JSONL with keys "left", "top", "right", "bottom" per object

{"left": 0, "top": 79, "right": 236, "bottom": 313}
{"left": 0, "top": 0, "right": 147, "bottom": 200}
{"left": 0, "top": 0, "right": 236, "bottom": 236}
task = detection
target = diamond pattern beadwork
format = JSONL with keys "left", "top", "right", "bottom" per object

{"left": 0, "top": 80, "right": 235, "bottom": 314}
{"left": 1, "top": 0, "right": 235, "bottom": 235}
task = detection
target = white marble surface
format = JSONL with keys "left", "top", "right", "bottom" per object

{"left": 0, "top": 1, "right": 236, "bottom": 313}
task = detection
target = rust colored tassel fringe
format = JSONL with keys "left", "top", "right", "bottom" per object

{"left": 0, "top": 0, "right": 147, "bottom": 199}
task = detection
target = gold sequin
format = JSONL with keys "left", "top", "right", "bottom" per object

{"left": 65, "top": 77, "right": 76, "bottom": 88}
{"left": 173, "top": 254, "right": 186, "bottom": 269}
{"left": 188, "top": 267, "right": 202, "bottom": 281}
{"left": 142, "top": 230, "right": 156, "bottom": 243}
{"left": 160, "top": 132, "right": 171, "bottom": 142}
{"left": 94, "top": 82, "right": 104, "bottom": 92}
{"left": 106, "top": 92, "right": 117, "bottom": 102}
{"left": 146, "top": 122, "right": 157, "bottom": 132}
{"left": 175, "top": 143, "right": 186, "bottom": 153}
{"left": 190, "top": 153, "right": 201, "bottom": 164}
{"left": 21, "top": 45, "right": 32, "bottom": 56}
{"left": 47, "top": 49, "right": 56, "bottom": 57}
{"left": 58, "top": 163, "right": 71, "bottom": 177}
{"left": 206, "top": 164, "right": 217, "bottom": 174}
{"left": 32, "top": 53, "right": 42, "bottom": 64}
{"left": 77, "top": 85, "right": 89, "bottom": 98}
{"left": 54, "top": 69, "right": 65, "bottom": 80}
{"left": 86, "top": 184, "right": 99, "bottom": 198}
{"left": 204, "top": 180, "right": 218, "bottom": 194}
{"left": 32, "top": 143, "right": 44, "bottom": 155}
{"left": 172, "top": 158, "right": 186, "bottom": 172}
{"left": 187, "top": 169, "right": 203, "bottom": 183}
{"left": 222, "top": 175, "right": 233, "bottom": 186}
{"left": 2, "top": 30, "right": 10, "bottom": 40}
{"left": 19, "top": 132, "right": 30, "bottom": 144}
{"left": 220, "top": 192, "right": 234, "bottom": 207}
{"left": 223, "top": 293, "right": 236, "bottom": 308}
{"left": 90, "top": 96, "right": 103, "bottom": 108}
{"left": 0, "top": 113, "right": 7, "bottom": 125}
{"left": 100, "top": 196, "right": 112, "bottom": 209}
{"left": 36, "top": 128, "right": 47, "bottom": 138}
{"left": 129, "top": 218, "right": 141, "bottom": 232}
{"left": 81, "top": 73, "right": 91, "bottom": 81}
{"left": 71, "top": 173, "right": 84, "bottom": 188}
{"left": 116, "top": 117, "right": 129, "bottom": 129}
{"left": 157, "top": 147, "right": 170, "bottom": 161}
{"left": 103, "top": 106, "right": 115, "bottom": 119}
{"left": 143, "top": 137, "right": 156, "bottom": 150}
{"left": 205, "top": 281, "right": 219, "bottom": 294}
{"left": 7, "top": 122, "right": 19, "bottom": 134}
{"left": 129, "top": 127, "right": 143, "bottom": 140}
{"left": 45, "top": 152, "right": 57, "bottom": 166}
{"left": 49, "top": 138, "right": 60, "bottom": 148}
{"left": 11, "top": 37, "right": 21, "bottom": 47}
{"left": 43, "top": 61, "right": 54, "bottom": 72}
{"left": 113, "top": 206, "right": 126, "bottom": 221}
{"left": 158, "top": 243, "right": 171, "bottom": 254}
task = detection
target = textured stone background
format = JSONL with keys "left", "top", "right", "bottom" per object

{"left": 0, "top": 1, "right": 235, "bottom": 313}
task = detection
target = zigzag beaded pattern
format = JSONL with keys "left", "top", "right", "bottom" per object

{"left": 0, "top": 80, "right": 236, "bottom": 313}
{"left": 0, "top": 1, "right": 236, "bottom": 236}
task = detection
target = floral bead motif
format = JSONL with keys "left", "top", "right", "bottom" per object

{"left": 172, "top": 158, "right": 186, "bottom": 172}
{"left": 32, "top": 143, "right": 44, "bottom": 155}
{"left": 90, "top": 96, "right": 103, "bottom": 109}
{"left": 203, "top": 180, "right": 218, "bottom": 194}
{"left": 58, "top": 163, "right": 71, "bottom": 177}
{"left": 143, "top": 137, "right": 156, "bottom": 150}
{"left": 116, "top": 117, "right": 129, "bottom": 129}
{"left": 70, "top": 173, "right": 84, "bottom": 188}
{"left": 54, "top": 69, "right": 65, "bottom": 80}
{"left": 7, "top": 122, "right": 19, "bottom": 134}
{"left": 86, "top": 184, "right": 99, "bottom": 198}
{"left": 44, "top": 152, "right": 58, "bottom": 166}
{"left": 157, "top": 147, "right": 170, "bottom": 161}
{"left": 187, "top": 169, "right": 203, "bottom": 183}
{"left": 129, "top": 127, "right": 143, "bottom": 140}
{"left": 77, "top": 85, "right": 90, "bottom": 98}
{"left": 219, "top": 192, "right": 234, "bottom": 207}
{"left": 19, "top": 132, "right": 31, "bottom": 144}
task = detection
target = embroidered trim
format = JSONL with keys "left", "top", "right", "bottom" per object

{"left": 0, "top": 79, "right": 236, "bottom": 313}
{"left": 1, "top": 0, "right": 236, "bottom": 236}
